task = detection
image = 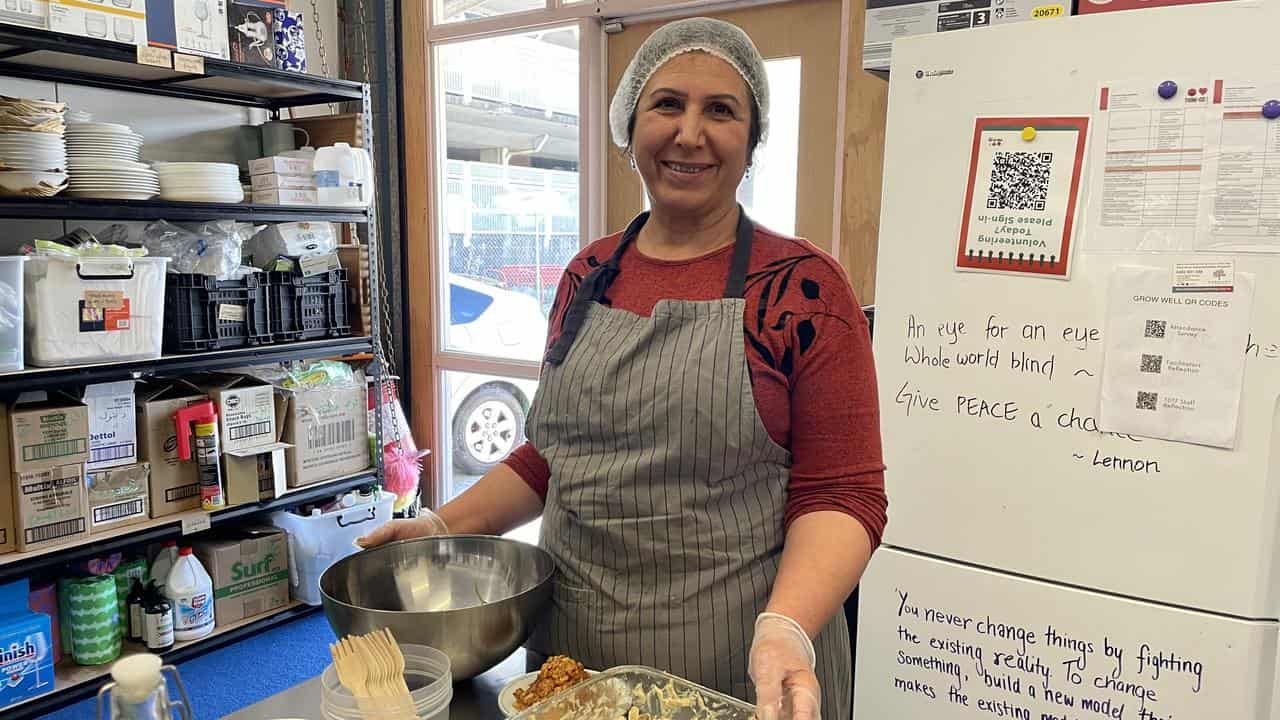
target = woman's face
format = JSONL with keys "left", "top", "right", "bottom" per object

{"left": 631, "top": 51, "right": 752, "bottom": 220}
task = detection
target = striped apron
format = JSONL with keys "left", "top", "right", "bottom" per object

{"left": 526, "top": 208, "right": 852, "bottom": 720}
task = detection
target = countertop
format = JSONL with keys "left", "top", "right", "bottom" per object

{"left": 226, "top": 650, "right": 528, "bottom": 720}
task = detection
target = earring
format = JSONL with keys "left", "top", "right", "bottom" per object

{"left": 629, "top": 156, "right": 636, "bottom": 171}
{"left": 745, "top": 164, "right": 752, "bottom": 179}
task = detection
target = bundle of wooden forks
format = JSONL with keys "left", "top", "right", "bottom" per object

{"left": 330, "top": 628, "right": 416, "bottom": 718}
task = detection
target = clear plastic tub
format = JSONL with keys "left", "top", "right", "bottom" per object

{"left": 269, "top": 491, "right": 396, "bottom": 605}
{"left": 507, "top": 666, "right": 755, "bottom": 720}
{"left": 0, "top": 257, "right": 26, "bottom": 372}
{"left": 320, "top": 643, "right": 451, "bottom": 720}
{"left": 24, "top": 256, "right": 169, "bottom": 367}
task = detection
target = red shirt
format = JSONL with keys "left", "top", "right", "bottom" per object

{"left": 504, "top": 225, "right": 888, "bottom": 547}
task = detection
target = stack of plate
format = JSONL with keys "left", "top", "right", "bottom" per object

{"left": 0, "top": 96, "right": 67, "bottom": 197}
{"left": 65, "top": 122, "right": 157, "bottom": 200}
{"left": 155, "top": 162, "right": 244, "bottom": 203}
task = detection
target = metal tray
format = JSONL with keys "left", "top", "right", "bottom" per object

{"left": 507, "top": 666, "right": 755, "bottom": 720}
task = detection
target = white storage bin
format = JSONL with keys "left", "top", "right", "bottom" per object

{"left": 0, "top": 257, "right": 25, "bottom": 372}
{"left": 270, "top": 490, "right": 396, "bottom": 606}
{"left": 24, "top": 256, "right": 169, "bottom": 367}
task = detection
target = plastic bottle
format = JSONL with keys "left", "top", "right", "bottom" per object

{"left": 174, "top": 401, "right": 225, "bottom": 511}
{"left": 127, "top": 579, "right": 146, "bottom": 642}
{"left": 314, "top": 143, "right": 373, "bottom": 207}
{"left": 164, "top": 548, "right": 215, "bottom": 642}
{"left": 149, "top": 541, "right": 178, "bottom": 589}
{"left": 143, "top": 583, "right": 174, "bottom": 652}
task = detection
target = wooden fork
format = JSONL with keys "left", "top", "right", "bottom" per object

{"left": 330, "top": 639, "right": 377, "bottom": 716}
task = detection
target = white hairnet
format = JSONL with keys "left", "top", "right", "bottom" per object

{"left": 609, "top": 17, "right": 769, "bottom": 149}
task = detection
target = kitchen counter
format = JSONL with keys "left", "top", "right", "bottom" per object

{"left": 227, "top": 650, "right": 528, "bottom": 719}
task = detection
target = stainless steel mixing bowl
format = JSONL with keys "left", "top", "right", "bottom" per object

{"left": 320, "top": 535, "right": 555, "bottom": 680}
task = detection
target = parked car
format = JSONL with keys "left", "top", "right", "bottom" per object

{"left": 448, "top": 274, "right": 545, "bottom": 475}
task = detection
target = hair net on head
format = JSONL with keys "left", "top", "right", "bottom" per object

{"left": 609, "top": 17, "right": 769, "bottom": 149}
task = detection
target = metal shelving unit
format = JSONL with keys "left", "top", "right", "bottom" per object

{"left": 0, "top": 24, "right": 389, "bottom": 720}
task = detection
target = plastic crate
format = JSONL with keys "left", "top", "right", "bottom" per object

{"left": 268, "top": 269, "right": 352, "bottom": 342}
{"left": 163, "top": 273, "right": 273, "bottom": 353}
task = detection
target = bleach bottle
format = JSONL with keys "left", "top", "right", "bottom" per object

{"left": 164, "top": 548, "right": 215, "bottom": 642}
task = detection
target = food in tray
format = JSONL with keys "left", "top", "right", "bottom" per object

{"left": 513, "top": 655, "right": 592, "bottom": 710}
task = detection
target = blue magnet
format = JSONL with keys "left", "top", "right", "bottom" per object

{"left": 1264, "top": 100, "right": 1280, "bottom": 120}
{"left": 1157, "top": 81, "right": 1178, "bottom": 100}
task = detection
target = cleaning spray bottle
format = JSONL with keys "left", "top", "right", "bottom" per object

{"left": 173, "top": 401, "right": 225, "bottom": 511}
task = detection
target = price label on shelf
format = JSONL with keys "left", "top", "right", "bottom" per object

{"left": 181, "top": 513, "right": 211, "bottom": 536}
{"left": 174, "top": 54, "right": 205, "bottom": 75}
{"left": 136, "top": 46, "right": 173, "bottom": 70}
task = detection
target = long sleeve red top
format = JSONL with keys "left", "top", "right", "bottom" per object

{"left": 503, "top": 224, "right": 888, "bottom": 548}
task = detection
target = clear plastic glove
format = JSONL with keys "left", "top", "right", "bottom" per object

{"left": 749, "top": 612, "right": 821, "bottom": 720}
{"left": 355, "top": 509, "right": 448, "bottom": 549}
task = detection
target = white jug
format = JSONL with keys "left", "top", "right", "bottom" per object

{"left": 314, "top": 143, "right": 374, "bottom": 208}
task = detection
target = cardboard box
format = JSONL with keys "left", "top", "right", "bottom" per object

{"left": 147, "top": 0, "right": 231, "bottom": 59}
{"left": 863, "top": 0, "right": 1068, "bottom": 72}
{"left": 0, "top": 580, "right": 54, "bottom": 710}
{"left": 228, "top": 0, "right": 280, "bottom": 67}
{"left": 250, "top": 155, "right": 313, "bottom": 178}
{"left": 136, "top": 381, "right": 205, "bottom": 518}
{"left": 84, "top": 381, "right": 138, "bottom": 471}
{"left": 277, "top": 370, "right": 369, "bottom": 488}
{"left": 254, "top": 187, "right": 318, "bottom": 206}
{"left": 50, "top": 0, "right": 148, "bottom": 46}
{"left": 1077, "top": 0, "right": 1234, "bottom": 11}
{"left": 194, "top": 525, "right": 288, "bottom": 626}
{"left": 199, "top": 375, "right": 277, "bottom": 453}
{"left": 85, "top": 463, "right": 149, "bottom": 535}
{"left": 0, "top": 404, "right": 13, "bottom": 555}
{"left": 224, "top": 442, "right": 289, "bottom": 505}
{"left": 250, "top": 172, "right": 316, "bottom": 193}
{"left": 0, "top": 0, "right": 49, "bottom": 30}
{"left": 14, "top": 463, "right": 87, "bottom": 551}
{"left": 8, "top": 392, "right": 89, "bottom": 474}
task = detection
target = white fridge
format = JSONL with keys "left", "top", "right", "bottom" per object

{"left": 856, "top": 2, "right": 1280, "bottom": 718}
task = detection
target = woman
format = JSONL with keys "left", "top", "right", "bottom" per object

{"left": 362, "top": 18, "right": 886, "bottom": 720}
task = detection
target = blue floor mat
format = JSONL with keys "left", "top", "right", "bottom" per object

{"left": 42, "top": 610, "right": 335, "bottom": 719}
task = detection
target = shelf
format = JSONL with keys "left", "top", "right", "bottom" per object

{"left": 0, "top": 336, "right": 373, "bottom": 393}
{"left": 0, "top": 468, "right": 379, "bottom": 583}
{"left": 0, "top": 28, "right": 364, "bottom": 110}
{"left": 6, "top": 600, "right": 321, "bottom": 720}
{"left": 0, "top": 197, "right": 370, "bottom": 223}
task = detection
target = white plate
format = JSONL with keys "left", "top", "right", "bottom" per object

{"left": 155, "top": 163, "right": 238, "bottom": 173}
{"left": 68, "top": 160, "right": 151, "bottom": 171}
{"left": 65, "top": 189, "right": 157, "bottom": 200}
{"left": 497, "top": 670, "right": 600, "bottom": 716}
{"left": 72, "top": 169, "right": 157, "bottom": 178}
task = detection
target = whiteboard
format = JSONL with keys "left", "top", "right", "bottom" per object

{"left": 874, "top": 1, "right": 1280, "bottom": 618}
{"left": 853, "top": 549, "right": 1278, "bottom": 719}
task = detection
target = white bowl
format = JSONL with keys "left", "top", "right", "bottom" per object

{"left": 0, "top": 170, "right": 67, "bottom": 197}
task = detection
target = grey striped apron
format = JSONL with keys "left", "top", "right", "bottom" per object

{"left": 527, "top": 208, "right": 852, "bottom": 720}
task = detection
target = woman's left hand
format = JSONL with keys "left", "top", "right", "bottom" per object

{"left": 748, "top": 612, "right": 821, "bottom": 720}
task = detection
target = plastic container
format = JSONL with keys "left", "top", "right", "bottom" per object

{"left": 150, "top": 540, "right": 178, "bottom": 589}
{"left": 314, "top": 143, "right": 374, "bottom": 207}
{"left": 507, "top": 666, "right": 755, "bottom": 720}
{"left": 320, "top": 643, "right": 451, "bottom": 720}
{"left": 267, "top": 269, "right": 351, "bottom": 342}
{"left": 164, "top": 547, "right": 214, "bottom": 642}
{"left": 0, "top": 257, "right": 25, "bottom": 372}
{"left": 163, "top": 272, "right": 273, "bottom": 352}
{"left": 269, "top": 490, "right": 395, "bottom": 605}
{"left": 24, "top": 256, "right": 168, "bottom": 367}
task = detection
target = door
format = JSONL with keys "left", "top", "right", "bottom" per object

{"left": 605, "top": 0, "right": 844, "bottom": 248}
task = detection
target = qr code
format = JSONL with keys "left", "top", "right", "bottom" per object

{"left": 986, "top": 152, "right": 1053, "bottom": 211}
{"left": 1144, "top": 320, "right": 1167, "bottom": 339}
{"left": 1136, "top": 391, "right": 1158, "bottom": 411}
{"left": 1140, "top": 354, "right": 1163, "bottom": 373}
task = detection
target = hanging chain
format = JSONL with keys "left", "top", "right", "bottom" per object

{"left": 309, "top": 0, "right": 338, "bottom": 114}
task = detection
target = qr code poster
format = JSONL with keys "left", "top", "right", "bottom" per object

{"left": 956, "top": 116, "right": 1089, "bottom": 278}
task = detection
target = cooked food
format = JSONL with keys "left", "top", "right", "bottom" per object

{"left": 513, "top": 655, "right": 591, "bottom": 710}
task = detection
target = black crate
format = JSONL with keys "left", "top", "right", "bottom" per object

{"left": 268, "top": 269, "right": 352, "bottom": 342}
{"left": 164, "top": 273, "right": 274, "bottom": 353}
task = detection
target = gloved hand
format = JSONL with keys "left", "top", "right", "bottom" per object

{"left": 749, "top": 612, "right": 821, "bottom": 720}
{"left": 355, "top": 509, "right": 448, "bottom": 549}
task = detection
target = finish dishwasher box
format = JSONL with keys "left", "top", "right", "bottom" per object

{"left": 0, "top": 579, "right": 53, "bottom": 712}
{"left": 270, "top": 490, "right": 394, "bottom": 605}
{"left": 194, "top": 525, "right": 289, "bottom": 626}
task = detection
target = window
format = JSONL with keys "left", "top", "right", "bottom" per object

{"left": 738, "top": 57, "right": 801, "bottom": 235}
{"left": 435, "top": 0, "right": 546, "bottom": 25}
{"left": 441, "top": 370, "right": 540, "bottom": 501}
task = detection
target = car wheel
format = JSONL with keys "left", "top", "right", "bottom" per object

{"left": 452, "top": 386, "right": 526, "bottom": 475}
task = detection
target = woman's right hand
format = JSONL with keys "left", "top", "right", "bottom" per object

{"left": 356, "top": 509, "right": 449, "bottom": 549}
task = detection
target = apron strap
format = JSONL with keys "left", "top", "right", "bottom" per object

{"left": 545, "top": 207, "right": 754, "bottom": 366}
